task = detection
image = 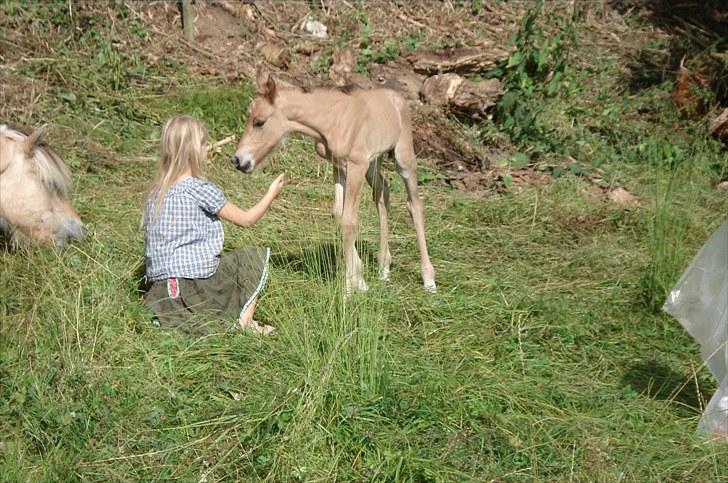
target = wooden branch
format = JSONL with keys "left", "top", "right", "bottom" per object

{"left": 411, "top": 46, "right": 508, "bottom": 75}
{"left": 211, "top": 135, "right": 236, "bottom": 152}
{"left": 710, "top": 108, "right": 728, "bottom": 141}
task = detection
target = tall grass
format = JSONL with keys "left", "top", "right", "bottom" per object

{"left": 639, "top": 138, "right": 691, "bottom": 312}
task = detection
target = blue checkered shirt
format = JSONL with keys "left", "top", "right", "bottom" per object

{"left": 144, "top": 177, "right": 228, "bottom": 282}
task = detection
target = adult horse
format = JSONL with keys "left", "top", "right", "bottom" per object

{"left": 232, "top": 70, "right": 435, "bottom": 294}
{"left": 0, "top": 124, "right": 84, "bottom": 247}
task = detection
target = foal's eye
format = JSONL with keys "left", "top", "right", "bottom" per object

{"left": 253, "top": 119, "right": 266, "bottom": 128}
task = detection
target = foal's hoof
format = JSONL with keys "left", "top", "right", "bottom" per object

{"left": 345, "top": 278, "right": 369, "bottom": 296}
{"left": 378, "top": 268, "right": 390, "bottom": 282}
{"left": 424, "top": 279, "right": 437, "bottom": 294}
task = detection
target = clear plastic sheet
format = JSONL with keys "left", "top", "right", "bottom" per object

{"left": 663, "top": 218, "right": 728, "bottom": 438}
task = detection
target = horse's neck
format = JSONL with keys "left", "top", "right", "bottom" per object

{"left": 280, "top": 90, "right": 346, "bottom": 142}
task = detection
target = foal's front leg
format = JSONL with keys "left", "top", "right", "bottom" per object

{"left": 342, "top": 161, "right": 368, "bottom": 294}
{"left": 317, "top": 142, "right": 345, "bottom": 224}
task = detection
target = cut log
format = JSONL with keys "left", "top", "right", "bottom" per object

{"left": 420, "top": 74, "right": 503, "bottom": 120}
{"left": 420, "top": 73, "right": 464, "bottom": 106}
{"left": 710, "top": 107, "right": 728, "bottom": 141}
{"left": 450, "top": 78, "right": 503, "bottom": 120}
{"left": 410, "top": 45, "right": 509, "bottom": 75}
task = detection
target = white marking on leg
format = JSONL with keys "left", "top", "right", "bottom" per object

{"left": 379, "top": 267, "right": 390, "bottom": 281}
{"left": 424, "top": 278, "right": 437, "bottom": 293}
{"left": 333, "top": 182, "right": 344, "bottom": 222}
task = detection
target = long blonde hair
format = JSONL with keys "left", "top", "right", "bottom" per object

{"left": 150, "top": 115, "right": 208, "bottom": 217}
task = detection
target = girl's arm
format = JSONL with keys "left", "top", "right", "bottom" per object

{"left": 219, "top": 174, "right": 284, "bottom": 227}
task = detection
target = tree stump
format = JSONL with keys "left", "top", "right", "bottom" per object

{"left": 181, "top": 0, "right": 194, "bottom": 42}
{"left": 420, "top": 74, "right": 503, "bottom": 121}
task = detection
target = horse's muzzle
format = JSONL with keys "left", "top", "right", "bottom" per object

{"left": 231, "top": 154, "right": 254, "bottom": 174}
{"left": 54, "top": 218, "right": 85, "bottom": 247}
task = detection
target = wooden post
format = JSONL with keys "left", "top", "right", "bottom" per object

{"left": 181, "top": 0, "right": 194, "bottom": 42}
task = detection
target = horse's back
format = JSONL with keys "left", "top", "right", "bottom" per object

{"left": 354, "top": 89, "right": 409, "bottom": 141}
{"left": 355, "top": 88, "right": 406, "bottom": 114}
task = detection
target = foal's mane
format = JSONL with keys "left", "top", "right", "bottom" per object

{"left": 301, "top": 83, "right": 362, "bottom": 95}
{"left": 0, "top": 124, "right": 72, "bottom": 195}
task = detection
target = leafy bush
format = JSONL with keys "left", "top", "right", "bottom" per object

{"left": 488, "top": 0, "right": 575, "bottom": 154}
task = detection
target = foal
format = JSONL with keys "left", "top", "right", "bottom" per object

{"left": 233, "top": 70, "right": 436, "bottom": 294}
{"left": 0, "top": 124, "right": 84, "bottom": 247}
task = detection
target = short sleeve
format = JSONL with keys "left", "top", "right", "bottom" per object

{"left": 187, "top": 179, "right": 228, "bottom": 215}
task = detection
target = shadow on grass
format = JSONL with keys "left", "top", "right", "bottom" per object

{"left": 271, "top": 241, "right": 375, "bottom": 280}
{"left": 133, "top": 261, "right": 151, "bottom": 295}
{"left": 0, "top": 233, "right": 13, "bottom": 252}
{"left": 621, "top": 359, "right": 713, "bottom": 411}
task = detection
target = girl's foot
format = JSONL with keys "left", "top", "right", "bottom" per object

{"left": 240, "top": 319, "right": 276, "bottom": 335}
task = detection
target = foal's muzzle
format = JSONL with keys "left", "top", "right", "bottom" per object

{"left": 231, "top": 154, "right": 254, "bottom": 174}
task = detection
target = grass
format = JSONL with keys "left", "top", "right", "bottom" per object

{"left": 2, "top": 2, "right": 728, "bottom": 482}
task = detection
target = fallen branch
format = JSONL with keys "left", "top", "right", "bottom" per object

{"left": 211, "top": 135, "right": 236, "bottom": 152}
{"left": 411, "top": 46, "right": 509, "bottom": 75}
{"left": 710, "top": 108, "right": 728, "bottom": 141}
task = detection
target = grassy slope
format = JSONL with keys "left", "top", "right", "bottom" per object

{"left": 1, "top": 4, "right": 727, "bottom": 482}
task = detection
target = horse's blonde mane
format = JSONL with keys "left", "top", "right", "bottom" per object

{"left": 0, "top": 124, "right": 72, "bottom": 195}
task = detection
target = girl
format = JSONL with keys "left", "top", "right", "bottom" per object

{"left": 143, "top": 115, "right": 284, "bottom": 335}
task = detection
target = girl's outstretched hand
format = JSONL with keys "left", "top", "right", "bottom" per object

{"left": 268, "top": 174, "right": 285, "bottom": 198}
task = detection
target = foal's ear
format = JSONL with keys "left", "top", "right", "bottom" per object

{"left": 264, "top": 76, "right": 277, "bottom": 104}
{"left": 255, "top": 67, "right": 277, "bottom": 104}
{"left": 255, "top": 67, "right": 270, "bottom": 91}
{"left": 24, "top": 124, "right": 48, "bottom": 156}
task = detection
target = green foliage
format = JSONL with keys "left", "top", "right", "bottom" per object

{"left": 312, "top": 47, "right": 333, "bottom": 75}
{"left": 488, "top": 0, "right": 576, "bottom": 153}
{"left": 357, "top": 38, "right": 401, "bottom": 75}
{"left": 355, "top": 19, "right": 403, "bottom": 75}
{"left": 402, "top": 28, "right": 426, "bottom": 53}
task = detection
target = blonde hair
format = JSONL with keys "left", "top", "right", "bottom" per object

{"left": 150, "top": 115, "right": 208, "bottom": 217}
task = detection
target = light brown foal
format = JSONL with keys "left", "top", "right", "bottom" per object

{"left": 233, "top": 70, "right": 435, "bottom": 294}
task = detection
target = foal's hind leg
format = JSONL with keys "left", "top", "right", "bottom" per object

{"left": 342, "top": 159, "right": 368, "bottom": 294}
{"left": 394, "top": 133, "right": 436, "bottom": 292}
{"left": 335, "top": 160, "right": 365, "bottom": 289}
{"left": 366, "top": 157, "right": 391, "bottom": 281}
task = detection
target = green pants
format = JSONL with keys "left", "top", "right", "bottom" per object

{"left": 144, "top": 247, "right": 270, "bottom": 333}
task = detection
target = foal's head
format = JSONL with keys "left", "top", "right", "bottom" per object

{"left": 0, "top": 124, "right": 84, "bottom": 247}
{"left": 232, "top": 69, "right": 288, "bottom": 174}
